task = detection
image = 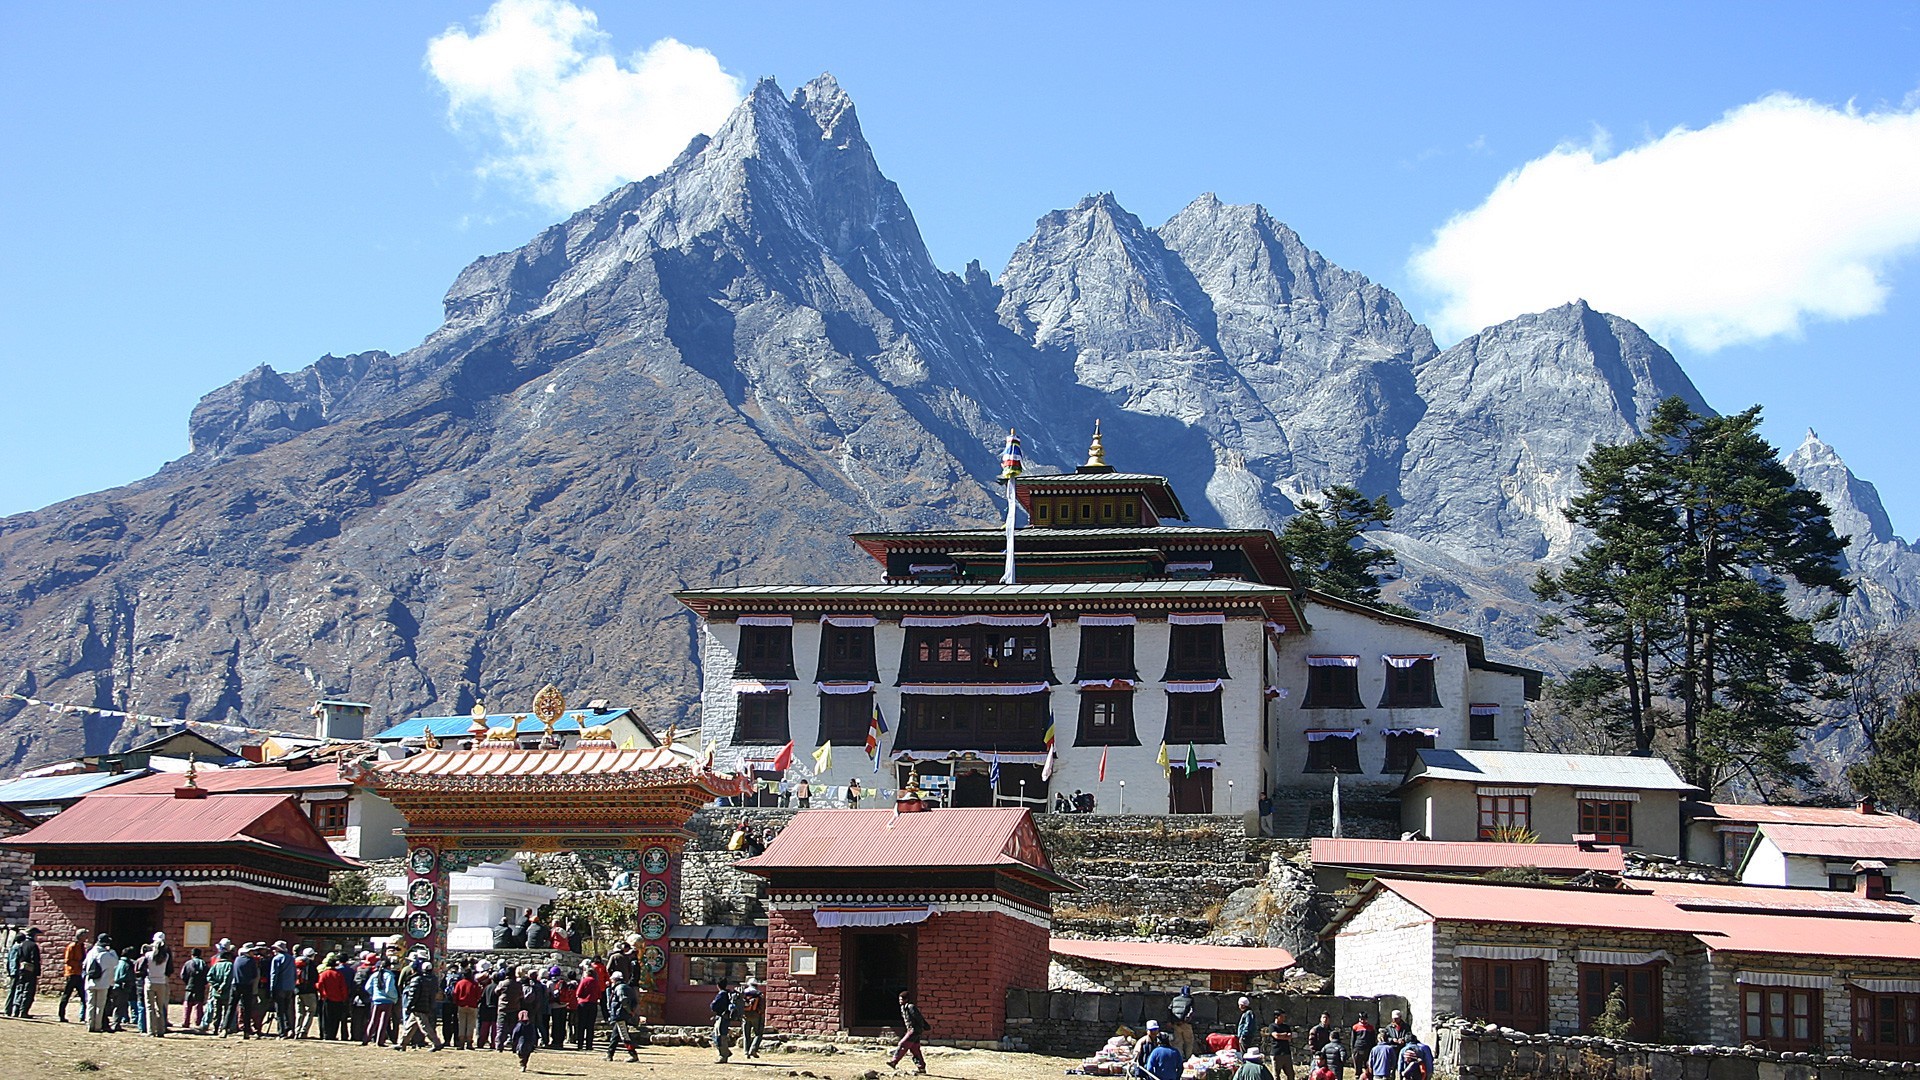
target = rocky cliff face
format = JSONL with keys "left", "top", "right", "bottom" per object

{"left": 0, "top": 75, "right": 1905, "bottom": 768}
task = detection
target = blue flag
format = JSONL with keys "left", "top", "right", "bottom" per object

{"left": 989, "top": 748, "right": 1001, "bottom": 791}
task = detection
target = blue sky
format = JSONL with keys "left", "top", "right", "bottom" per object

{"left": 3, "top": 2, "right": 1917, "bottom": 535}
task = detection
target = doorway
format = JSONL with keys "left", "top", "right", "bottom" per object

{"left": 952, "top": 769, "right": 992, "bottom": 808}
{"left": 1168, "top": 766, "right": 1214, "bottom": 814}
{"left": 843, "top": 930, "right": 915, "bottom": 1031}
{"left": 101, "top": 904, "right": 159, "bottom": 952}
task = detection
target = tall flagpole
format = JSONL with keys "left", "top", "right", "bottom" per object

{"left": 999, "top": 428, "right": 1022, "bottom": 585}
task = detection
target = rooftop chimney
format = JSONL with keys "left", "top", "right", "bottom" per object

{"left": 1854, "top": 859, "right": 1891, "bottom": 900}
{"left": 1860, "top": 796, "right": 1879, "bottom": 816}
{"left": 314, "top": 700, "right": 370, "bottom": 742}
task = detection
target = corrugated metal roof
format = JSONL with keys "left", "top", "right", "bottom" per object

{"left": 736, "top": 807, "right": 1069, "bottom": 888}
{"left": 1341, "top": 877, "right": 1920, "bottom": 963}
{"left": 102, "top": 764, "right": 350, "bottom": 796}
{"left": 1309, "top": 838, "right": 1625, "bottom": 874}
{"left": 4, "top": 792, "right": 350, "bottom": 865}
{"left": 681, "top": 580, "right": 1289, "bottom": 598}
{"left": 1701, "top": 803, "right": 1920, "bottom": 829}
{"left": 0, "top": 770, "right": 148, "bottom": 805}
{"left": 1758, "top": 823, "right": 1920, "bottom": 861}
{"left": 372, "top": 746, "right": 685, "bottom": 777}
{"left": 1050, "top": 937, "right": 1295, "bottom": 972}
{"left": 854, "top": 527, "right": 1271, "bottom": 542}
{"left": 1407, "top": 749, "right": 1698, "bottom": 792}
{"left": 372, "top": 709, "right": 640, "bottom": 742}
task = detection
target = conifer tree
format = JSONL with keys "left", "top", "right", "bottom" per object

{"left": 1536, "top": 399, "right": 1853, "bottom": 793}
{"left": 1848, "top": 692, "right": 1920, "bottom": 815}
{"left": 1279, "top": 485, "right": 1403, "bottom": 610}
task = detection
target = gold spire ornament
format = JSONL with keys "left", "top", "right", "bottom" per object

{"left": 532, "top": 684, "right": 566, "bottom": 741}
{"left": 1086, "top": 420, "right": 1107, "bottom": 469}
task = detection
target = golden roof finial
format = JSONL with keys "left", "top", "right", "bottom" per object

{"left": 184, "top": 753, "right": 198, "bottom": 789}
{"left": 532, "top": 684, "right": 566, "bottom": 738}
{"left": 1086, "top": 419, "right": 1107, "bottom": 469}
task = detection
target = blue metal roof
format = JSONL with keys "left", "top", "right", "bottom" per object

{"left": 0, "top": 770, "right": 148, "bottom": 805}
{"left": 370, "top": 709, "right": 634, "bottom": 742}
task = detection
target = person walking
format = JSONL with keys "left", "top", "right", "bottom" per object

{"left": 316, "top": 957, "right": 351, "bottom": 1040}
{"left": 1366, "top": 1030, "right": 1398, "bottom": 1080}
{"left": 82, "top": 934, "right": 116, "bottom": 1033}
{"left": 739, "top": 976, "right": 766, "bottom": 1058}
{"left": 571, "top": 964, "right": 601, "bottom": 1051}
{"left": 602, "top": 971, "right": 641, "bottom": 1062}
{"left": 709, "top": 978, "right": 736, "bottom": 1063}
{"left": 1169, "top": 984, "right": 1196, "bottom": 1059}
{"left": 887, "top": 989, "right": 930, "bottom": 1074}
{"left": 516, "top": 967, "right": 548, "bottom": 1051}
{"left": 1349, "top": 1015, "right": 1377, "bottom": 1079}
{"left": 1236, "top": 996, "right": 1259, "bottom": 1052}
{"left": 451, "top": 966, "right": 481, "bottom": 1049}
{"left": 395, "top": 959, "right": 445, "bottom": 1051}
{"left": 142, "top": 933, "right": 172, "bottom": 1036}
{"left": 364, "top": 957, "right": 399, "bottom": 1045}
{"left": 179, "top": 948, "right": 209, "bottom": 1031}
{"left": 56, "top": 929, "right": 89, "bottom": 1023}
{"left": 5, "top": 927, "right": 42, "bottom": 1018}
{"left": 510, "top": 1008, "right": 539, "bottom": 1072}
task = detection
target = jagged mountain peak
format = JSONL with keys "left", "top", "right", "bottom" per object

{"left": 1787, "top": 430, "right": 1900, "bottom": 548}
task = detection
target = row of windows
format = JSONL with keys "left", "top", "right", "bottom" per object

{"left": 733, "top": 689, "right": 1224, "bottom": 749}
{"left": 733, "top": 623, "right": 1230, "bottom": 683}
{"left": 1474, "top": 794, "right": 1636, "bottom": 844}
{"left": 1302, "top": 731, "right": 1438, "bottom": 774}
{"left": 1302, "top": 659, "right": 1442, "bottom": 710}
{"left": 1029, "top": 496, "right": 1142, "bottom": 527}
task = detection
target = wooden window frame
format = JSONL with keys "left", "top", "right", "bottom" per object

{"left": 1578, "top": 799, "right": 1634, "bottom": 845}
{"left": 896, "top": 693, "right": 1048, "bottom": 751}
{"left": 901, "top": 628, "right": 1052, "bottom": 683}
{"left": 1378, "top": 659, "right": 1441, "bottom": 709}
{"left": 1164, "top": 689, "right": 1225, "bottom": 744}
{"left": 1853, "top": 988, "right": 1920, "bottom": 1062}
{"left": 1461, "top": 958, "right": 1547, "bottom": 1033}
{"left": 1470, "top": 712, "right": 1499, "bottom": 741}
{"left": 734, "top": 625, "right": 798, "bottom": 680}
{"left": 1076, "top": 624, "right": 1137, "bottom": 681}
{"left": 1743, "top": 986, "right": 1821, "bottom": 1053}
{"left": 734, "top": 693, "right": 791, "bottom": 745}
{"left": 818, "top": 692, "right": 873, "bottom": 746}
{"left": 816, "top": 624, "right": 878, "bottom": 682}
{"left": 1301, "top": 664, "right": 1363, "bottom": 709}
{"left": 310, "top": 800, "right": 349, "bottom": 837}
{"left": 1578, "top": 962, "right": 1663, "bottom": 1040}
{"left": 1304, "top": 735, "right": 1361, "bottom": 774}
{"left": 1163, "top": 623, "right": 1228, "bottom": 680}
{"left": 1381, "top": 731, "right": 1436, "bottom": 774}
{"left": 1477, "top": 794, "right": 1532, "bottom": 839}
{"left": 1076, "top": 690, "right": 1139, "bottom": 746}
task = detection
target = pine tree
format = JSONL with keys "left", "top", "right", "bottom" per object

{"left": 1536, "top": 399, "right": 1853, "bottom": 793}
{"left": 1279, "top": 485, "right": 1403, "bottom": 609}
{"left": 1848, "top": 692, "right": 1920, "bottom": 815}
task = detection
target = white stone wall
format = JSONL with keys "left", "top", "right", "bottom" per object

{"left": 345, "top": 790, "right": 407, "bottom": 860}
{"left": 1271, "top": 601, "right": 1531, "bottom": 795}
{"left": 1333, "top": 888, "right": 1436, "bottom": 1039}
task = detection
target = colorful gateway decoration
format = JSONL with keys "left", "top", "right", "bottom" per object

{"left": 349, "top": 685, "right": 749, "bottom": 1012}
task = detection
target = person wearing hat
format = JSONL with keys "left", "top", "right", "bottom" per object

{"left": 81, "top": 933, "right": 117, "bottom": 1033}
{"left": 1133, "top": 1019, "right": 1163, "bottom": 1072}
{"left": 1168, "top": 984, "right": 1196, "bottom": 1058}
{"left": 394, "top": 958, "right": 445, "bottom": 1051}
{"left": 294, "top": 946, "right": 320, "bottom": 1038}
{"left": 5, "top": 927, "right": 42, "bottom": 1017}
{"left": 1144, "top": 1029, "right": 1185, "bottom": 1080}
{"left": 602, "top": 970, "right": 641, "bottom": 1062}
{"left": 231, "top": 943, "right": 263, "bottom": 1038}
{"left": 739, "top": 976, "right": 766, "bottom": 1058}
{"left": 142, "top": 932, "right": 173, "bottom": 1036}
{"left": 1237, "top": 1048, "right": 1276, "bottom": 1080}
{"left": 201, "top": 944, "right": 235, "bottom": 1036}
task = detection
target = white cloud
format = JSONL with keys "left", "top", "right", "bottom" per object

{"left": 1410, "top": 93, "right": 1920, "bottom": 350}
{"left": 426, "top": 0, "right": 742, "bottom": 212}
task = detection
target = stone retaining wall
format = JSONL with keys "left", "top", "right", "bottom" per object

{"left": 1003, "top": 988, "right": 1408, "bottom": 1057}
{"left": 1437, "top": 1022, "right": 1920, "bottom": 1080}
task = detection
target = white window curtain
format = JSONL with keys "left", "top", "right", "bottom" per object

{"left": 1383, "top": 654, "right": 1440, "bottom": 668}
{"left": 737, "top": 615, "right": 793, "bottom": 627}
{"left": 901, "top": 614, "right": 1051, "bottom": 627}
{"left": 68, "top": 880, "right": 182, "bottom": 903}
{"left": 1165, "top": 680, "right": 1224, "bottom": 693}
{"left": 821, "top": 615, "right": 878, "bottom": 627}
{"left": 1264, "top": 621, "right": 1289, "bottom": 635}
{"left": 1265, "top": 686, "right": 1290, "bottom": 699}
{"left": 1077, "top": 615, "right": 1137, "bottom": 626}
{"left": 1577, "top": 949, "right": 1672, "bottom": 966}
{"left": 1307, "top": 655, "right": 1360, "bottom": 668}
{"left": 1469, "top": 704, "right": 1502, "bottom": 716}
{"left": 1475, "top": 786, "right": 1537, "bottom": 797}
{"left": 907, "top": 563, "right": 956, "bottom": 574}
{"left": 896, "top": 683, "right": 1051, "bottom": 696}
{"left": 1456, "top": 944, "right": 1558, "bottom": 961}
{"left": 1168, "top": 613, "right": 1226, "bottom": 625}
{"left": 1164, "top": 561, "right": 1214, "bottom": 573}
{"left": 1077, "top": 678, "right": 1137, "bottom": 689}
{"left": 733, "top": 681, "right": 791, "bottom": 695}
{"left": 891, "top": 749, "right": 1049, "bottom": 764}
{"left": 813, "top": 905, "right": 938, "bottom": 928}
{"left": 1574, "top": 790, "right": 1641, "bottom": 802}
{"left": 816, "top": 682, "right": 877, "bottom": 695}
{"left": 1736, "top": 971, "right": 1832, "bottom": 989}
{"left": 1383, "top": 727, "right": 1441, "bottom": 737}
{"left": 1305, "top": 729, "right": 1360, "bottom": 742}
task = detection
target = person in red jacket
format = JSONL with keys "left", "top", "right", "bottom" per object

{"left": 571, "top": 968, "right": 602, "bottom": 1052}
{"left": 315, "top": 958, "right": 352, "bottom": 1041}
{"left": 452, "top": 969, "right": 483, "bottom": 1050}
{"left": 546, "top": 968, "right": 575, "bottom": 1049}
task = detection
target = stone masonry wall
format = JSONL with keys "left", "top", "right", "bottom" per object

{"left": 1428, "top": 920, "right": 1699, "bottom": 1043}
{"left": 1438, "top": 1021, "right": 1920, "bottom": 1080}
{"left": 1004, "top": 989, "right": 1409, "bottom": 1057}
{"left": 1331, "top": 886, "right": 1435, "bottom": 1038}
{"left": 765, "top": 908, "right": 842, "bottom": 1034}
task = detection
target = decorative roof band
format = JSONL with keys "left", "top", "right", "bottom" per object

{"left": 1167, "top": 612, "right": 1226, "bottom": 625}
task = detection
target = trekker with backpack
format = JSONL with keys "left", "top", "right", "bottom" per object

{"left": 602, "top": 971, "right": 641, "bottom": 1062}
{"left": 710, "top": 978, "right": 737, "bottom": 1062}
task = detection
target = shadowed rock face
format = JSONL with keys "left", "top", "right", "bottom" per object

{"left": 0, "top": 75, "right": 1902, "bottom": 769}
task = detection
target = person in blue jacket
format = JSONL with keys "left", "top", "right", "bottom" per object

{"left": 1145, "top": 1030, "right": 1186, "bottom": 1080}
{"left": 269, "top": 941, "right": 298, "bottom": 1038}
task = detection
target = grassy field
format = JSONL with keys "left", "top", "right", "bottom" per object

{"left": 0, "top": 1015, "right": 1082, "bottom": 1080}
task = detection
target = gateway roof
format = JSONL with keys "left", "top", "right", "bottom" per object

{"left": 1405, "top": 749, "right": 1698, "bottom": 792}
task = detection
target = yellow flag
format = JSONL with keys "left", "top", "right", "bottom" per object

{"left": 1156, "top": 741, "right": 1171, "bottom": 777}
{"left": 812, "top": 741, "right": 834, "bottom": 775}
{"left": 620, "top": 736, "right": 636, "bottom": 749}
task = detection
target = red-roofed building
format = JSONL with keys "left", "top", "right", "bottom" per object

{"left": 735, "top": 806, "right": 1075, "bottom": 1041}
{"left": 101, "top": 758, "right": 406, "bottom": 859}
{"left": 1308, "top": 837, "right": 1625, "bottom": 891}
{"left": 1325, "top": 871, "right": 1920, "bottom": 1059}
{"left": 4, "top": 787, "right": 356, "bottom": 990}
{"left": 1685, "top": 801, "right": 1920, "bottom": 889}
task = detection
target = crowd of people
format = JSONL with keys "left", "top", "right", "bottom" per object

{"left": 9, "top": 925, "right": 668, "bottom": 1072}
{"left": 1128, "top": 989, "right": 1434, "bottom": 1080}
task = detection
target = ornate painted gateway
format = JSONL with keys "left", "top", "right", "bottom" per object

{"left": 349, "top": 686, "right": 749, "bottom": 1011}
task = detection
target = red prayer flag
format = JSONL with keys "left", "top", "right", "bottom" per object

{"left": 1098, "top": 745, "right": 1108, "bottom": 783}
{"left": 771, "top": 740, "right": 795, "bottom": 773}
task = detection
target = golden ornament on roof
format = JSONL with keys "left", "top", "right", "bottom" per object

{"left": 1086, "top": 419, "right": 1107, "bottom": 469}
{"left": 532, "top": 684, "right": 566, "bottom": 730}
{"left": 470, "top": 704, "right": 488, "bottom": 721}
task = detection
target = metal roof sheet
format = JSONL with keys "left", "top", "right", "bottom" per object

{"left": 1309, "top": 838, "right": 1625, "bottom": 874}
{"left": 1049, "top": 937, "right": 1295, "bottom": 972}
{"left": 736, "top": 807, "right": 1069, "bottom": 888}
{"left": 371, "top": 746, "right": 685, "bottom": 778}
{"left": 1700, "top": 803, "right": 1920, "bottom": 829}
{"left": 1407, "top": 749, "right": 1698, "bottom": 792}
{"left": 0, "top": 770, "right": 148, "bottom": 805}
{"left": 1756, "top": 823, "right": 1920, "bottom": 861}
{"left": 372, "top": 708, "right": 642, "bottom": 742}
{"left": 101, "top": 764, "right": 351, "bottom": 796}
{"left": 4, "top": 792, "right": 350, "bottom": 866}
{"left": 678, "top": 580, "right": 1289, "bottom": 599}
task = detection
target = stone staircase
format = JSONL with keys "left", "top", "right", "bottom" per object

{"left": 1035, "top": 814, "right": 1289, "bottom": 937}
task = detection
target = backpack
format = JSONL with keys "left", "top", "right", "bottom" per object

{"left": 85, "top": 956, "right": 102, "bottom": 982}
{"left": 711, "top": 989, "right": 733, "bottom": 1017}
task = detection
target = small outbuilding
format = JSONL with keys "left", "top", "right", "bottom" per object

{"left": 735, "top": 805, "right": 1075, "bottom": 1042}
{"left": 1399, "top": 749, "right": 1699, "bottom": 856}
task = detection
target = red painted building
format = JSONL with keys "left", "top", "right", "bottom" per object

{"left": 4, "top": 786, "right": 354, "bottom": 986}
{"left": 736, "top": 806, "right": 1074, "bottom": 1042}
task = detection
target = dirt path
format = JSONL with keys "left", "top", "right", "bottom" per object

{"left": 0, "top": 1017, "right": 1082, "bottom": 1080}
